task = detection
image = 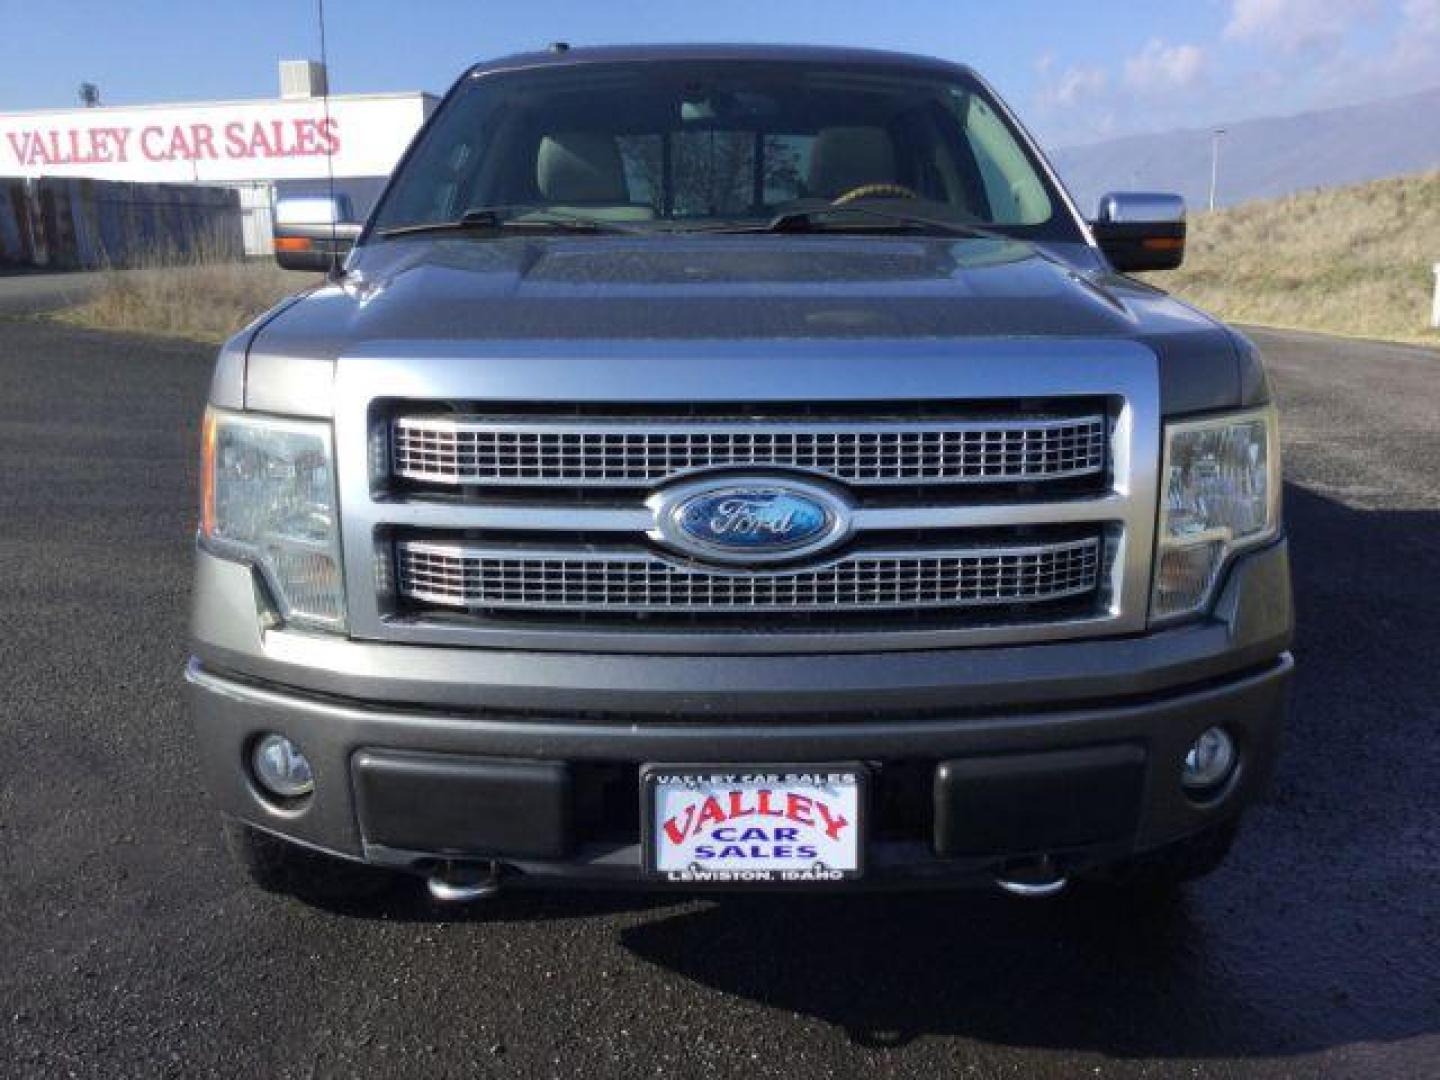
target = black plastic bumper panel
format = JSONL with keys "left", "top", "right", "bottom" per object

{"left": 933, "top": 745, "right": 1146, "bottom": 856}
{"left": 353, "top": 751, "right": 572, "bottom": 859}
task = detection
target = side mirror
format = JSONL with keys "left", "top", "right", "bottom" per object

{"left": 273, "top": 195, "right": 361, "bottom": 272}
{"left": 1090, "top": 192, "right": 1186, "bottom": 273}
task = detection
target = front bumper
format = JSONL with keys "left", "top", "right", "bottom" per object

{"left": 187, "top": 541, "right": 1293, "bottom": 889}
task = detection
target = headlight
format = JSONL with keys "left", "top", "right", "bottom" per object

{"left": 200, "top": 408, "right": 346, "bottom": 630}
{"left": 1152, "top": 406, "right": 1281, "bottom": 622}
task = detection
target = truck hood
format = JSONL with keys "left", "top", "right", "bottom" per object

{"left": 238, "top": 235, "right": 1261, "bottom": 416}
{"left": 266, "top": 234, "right": 1218, "bottom": 340}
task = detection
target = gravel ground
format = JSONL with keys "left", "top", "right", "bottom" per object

{"left": 0, "top": 320, "right": 1436, "bottom": 1078}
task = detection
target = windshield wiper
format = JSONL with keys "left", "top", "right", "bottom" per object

{"left": 655, "top": 202, "right": 1019, "bottom": 241}
{"left": 376, "top": 206, "right": 646, "bottom": 239}
{"left": 758, "top": 204, "right": 1019, "bottom": 243}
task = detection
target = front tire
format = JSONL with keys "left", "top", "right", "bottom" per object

{"left": 223, "top": 821, "right": 396, "bottom": 904}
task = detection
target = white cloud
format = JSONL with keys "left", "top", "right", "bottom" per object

{"left": 1123, "top": 39, "right": 1208, "bottom": 92}
{"left": 1036, "top": 0, "right": 1440, "bottom": 147}
{"left": 1031, "top": 41, "right": 1204, "bottom": 144}
{"left": 1401, "top": 0, "right": 1440, "bottom": 35}
{"left": 1224, "top": 0, "right": 1380, "bottom": 53}
{"left": 1374, "top": 0, "right": 1440, "bottom": 81}
{"left": 1056, "top": 66, "right": 1110, "bottom": 106}
{"left": 1037, "top": 63, "right": 1110, "bottom": 108}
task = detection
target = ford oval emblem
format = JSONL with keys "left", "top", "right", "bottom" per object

{"left": 650, "top": 477, "right": 853, "bottom": 565}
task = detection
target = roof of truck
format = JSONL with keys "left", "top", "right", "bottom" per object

{"left": 466, "top": 43, "right": 973, "bottom": 79}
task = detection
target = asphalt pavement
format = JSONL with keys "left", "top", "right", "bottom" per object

{"left": 0, "top": 319, "right": 1436, "bottom": 1078}
{"left": 0, "top": 271, "right": 103, "bottom": 317}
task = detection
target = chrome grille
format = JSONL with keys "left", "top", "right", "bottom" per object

{"left": 395, "top": 537, "right": 1102, "bottom": 614}
{"left": 389, "top": 414, "right": 1107, "bottom": 487}
{"left": 337, "top": 344, "right": 1160, "bottom": 653}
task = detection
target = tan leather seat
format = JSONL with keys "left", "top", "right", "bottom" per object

{"left": 536, "top": 132, "right": 630, "bottom": 203}
{"left": 807, "top": 127, "right": 898, "bottom": 199}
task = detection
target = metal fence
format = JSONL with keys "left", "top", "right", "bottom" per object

{"left": 0, "top": 177, "right": 243, "bottom": 270}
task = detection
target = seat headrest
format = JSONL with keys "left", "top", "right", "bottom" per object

{"left": 536, "top": 132, "right": 629, "bottom": 203}
{"left": 807, "top": 127, "right": 898, "bottom": 200}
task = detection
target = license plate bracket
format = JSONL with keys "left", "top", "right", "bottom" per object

{"left": 641, "top": 764, "right": 867, "bottom": 884}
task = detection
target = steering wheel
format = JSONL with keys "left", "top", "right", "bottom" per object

{"left": 831, "top": 183, "right": 922, "bottom": 206}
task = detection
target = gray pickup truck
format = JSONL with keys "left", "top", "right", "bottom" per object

{"left": 189, "top": 44, "right": 1292, "bottom": 904}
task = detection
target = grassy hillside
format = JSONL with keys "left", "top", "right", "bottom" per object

{"left": 1154, "top": 171, "right": 1440, "bottom": 345}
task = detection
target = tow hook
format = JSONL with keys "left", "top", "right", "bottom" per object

{"left": 995, "top": 857, "right": 1068, "bottom": 898}
{"left": 426, "top": 860, "right": 502, "bottom": 903}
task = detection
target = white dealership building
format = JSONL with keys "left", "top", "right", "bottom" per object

{"left": 0, "top": 62, "right": 436, "bottom": 253}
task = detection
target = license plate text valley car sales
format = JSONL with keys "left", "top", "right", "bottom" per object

{"left": 648, "top": 771, "right": 864, "bottom": 882}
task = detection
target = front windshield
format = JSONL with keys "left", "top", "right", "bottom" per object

{"left": 370, "top": 60, "right": 1080, "bottom": 240}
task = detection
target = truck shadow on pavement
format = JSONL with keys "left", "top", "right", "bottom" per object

{"left": 309, "top": 483, "right": 1438, "bottom": 1060}
{"left": 610, "top": 483, "right": 1440, "bottom": 1058}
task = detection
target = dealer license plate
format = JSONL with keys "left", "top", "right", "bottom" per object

{"left": 642, "top": 765, "right": 866, "bottom": 884}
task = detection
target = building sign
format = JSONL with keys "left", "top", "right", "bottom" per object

{"left": 5, "top": 118, "right": 340, "bottom": 168}
{"left": 0, "top": 94, "right": 433, "bottom": 183}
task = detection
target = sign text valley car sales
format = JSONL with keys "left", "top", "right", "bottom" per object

{"left": 0, "top": 95, "right": 430, "bottom": 182}
{"left": 4, "top": 118, "right": 341, "bottom": 169}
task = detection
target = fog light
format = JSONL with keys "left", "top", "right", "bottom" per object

{"left": 251, "top": 734, "right": 314, "bottom": 798}
{"left": 1182, "top": 727, "right": 1236, "bottom": 792}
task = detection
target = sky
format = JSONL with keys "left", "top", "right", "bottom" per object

{"left": 2, "top": 0, "right": 1438, "bottom": 147}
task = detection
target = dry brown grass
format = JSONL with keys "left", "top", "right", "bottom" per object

{"left": 60, "top": 253, "right": 316, "bottom": 343}
{"left": 1153, "top": 171, "right": 1440, "bottom": 345}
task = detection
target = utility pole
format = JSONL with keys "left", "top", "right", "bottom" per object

{"left": 1431, "top": 263, "right": 1440, "bottom": 331}
{"left": 1208, "top": 128, "right": 1227, "bottom": 213}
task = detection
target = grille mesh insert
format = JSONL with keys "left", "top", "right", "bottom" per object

{"left": 390, "top": 415, "right": 1108, "bottom": 487}
{"left": 395, "top": 538, "right": 1102, "bottom": 614}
